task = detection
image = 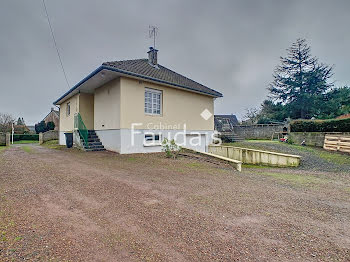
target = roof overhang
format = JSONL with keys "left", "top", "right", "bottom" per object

{"left": 53, "top": 66, "right": 223, "bottom": 105}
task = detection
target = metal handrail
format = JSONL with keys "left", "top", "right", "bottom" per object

{"left": 74, "top": 113, "right": 88, "bottom": 146}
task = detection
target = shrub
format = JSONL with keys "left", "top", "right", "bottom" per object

{"left": 13, "top": 134, "right": 39, "bottom": 141}
{"left": 47, "top": 121, "right": 55, "bottom": 131}
{"left": 287, "top": 137, "right": 294, "bottom": 145}
{"left": 35, "top": 121, "right": 47, "bottom": 133}
{"left": 34, "top": 121, "right": 55, "bottom": 133}
{"left": 290, "top": 118, "right": 350, "bottom": 132}
{"left": 162, "top": 138, "right": 182, "bottom": 159}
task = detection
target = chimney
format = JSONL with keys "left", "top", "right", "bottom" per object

{"left": 147, "top": 47, "right": 158, "bottom": 65}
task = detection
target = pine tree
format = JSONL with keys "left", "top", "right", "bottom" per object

{"left": 268, "top": 38, "right": 333, "bottom": 119}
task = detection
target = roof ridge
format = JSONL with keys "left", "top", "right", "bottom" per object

{"left": 103, "top": 58, "right": 146, "bottom": 65}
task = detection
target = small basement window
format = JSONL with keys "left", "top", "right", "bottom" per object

{"left": 144, "top": 133, "right": 162, "bottom": 146}
{"left": 145, "top": 88, "right": 162, "bottom": 115}
{"left": 66, "top": 102, "right": 71, "bottom": 116}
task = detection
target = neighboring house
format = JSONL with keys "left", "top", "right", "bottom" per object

{"left": 214, "top": 114, "right": 239, "bottom": 132}
{"left": 54, "top": 47, "right": 223, "bottom": 154}
{"left": 43, "top": 108, "right": 59, "bottom": 130}
{"left": 26, "top": 125, "right": 36, "bottom": 133}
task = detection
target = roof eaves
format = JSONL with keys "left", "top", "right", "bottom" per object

{"left": 53, "top": 66, "right": 104, "bottom": 105}
{"left": 53, "top": 63, "right": 223, "bottom": 105}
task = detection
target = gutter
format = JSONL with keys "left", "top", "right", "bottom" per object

{"left": 53, "top": 65, "right": 223, "bottom": 105}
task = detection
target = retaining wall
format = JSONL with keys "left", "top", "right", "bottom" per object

{"left": 289, "top": 132, "right": 350, "bottom": 147}
{"left": 208, "top": 145, "right": 301, "bottom": 167}
{"left": 39, "top": 130, "right": 59, "bottom": 144}
{"left": 233, "top": 124, "right": 285, "bottom": 139}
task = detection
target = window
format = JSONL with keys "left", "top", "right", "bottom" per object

{"left": 66, "top": 102, "right": 71, "bottom": 116}
{"left": 145, "top": 88, "right": 162, "bottom": 115}
{"left": 144, "top": 133, "right": 161, "bottom": 146}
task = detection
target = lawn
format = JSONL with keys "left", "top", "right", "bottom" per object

{"left": 13, "top": 140, "right": 39, "bottom": 144}
{"left": 21, "top": 145, "right": 33, "bottom": 153}
{"left": 42, "top": 139, "right": 65, "bottom": 150}
{"left": 0, "top": 143, "right": 349, "bottom": 261}
{"left": 0, "top": 146, "right": 6, "bottom": 152}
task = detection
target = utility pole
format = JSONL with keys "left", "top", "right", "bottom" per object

{"left": 11, "top": 122, "right": 14, "bottom": 144}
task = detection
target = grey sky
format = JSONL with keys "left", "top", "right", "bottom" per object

{"left": 1, "top": 0, "right": 349, "bottom": 125}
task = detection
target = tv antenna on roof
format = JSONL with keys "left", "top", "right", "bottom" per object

{"left": 149, "top": 25, "right": 159, "bottom": 49}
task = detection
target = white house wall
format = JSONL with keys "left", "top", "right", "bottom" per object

{"left": 113, "top": 129, "right": 213, "bottom": 154}
{"left": 59, "top": 131, "right": 65, "bottom": 145}
{"left": 95, "top": 129, "right": 121, "bottom": 153}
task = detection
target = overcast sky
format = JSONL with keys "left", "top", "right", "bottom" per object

{"left": 1, "top": 0, "right": 349, "bottom": 125}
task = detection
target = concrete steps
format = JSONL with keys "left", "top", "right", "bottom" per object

{"left": 220, "top": 132, "right": 244, "bottom": 142}
{"left": 80, "top": 130, "right": 106, "bottom": 152}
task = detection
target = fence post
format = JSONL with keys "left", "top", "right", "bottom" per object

{"left": 5, "top": 133, "right": 10, "bottom": 146}
{"left": 39, "top": 132, "right": 43, "bottom": 145}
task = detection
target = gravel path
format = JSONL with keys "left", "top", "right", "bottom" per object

{"left": 230, "top": 141, "right": 350, "bottom": 172}
{"left": 0, "top": 144, "right": 349, "bottom": 261}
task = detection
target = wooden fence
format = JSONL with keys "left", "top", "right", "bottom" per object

{"left": 323, "top": 135, "right": 350, "bottom": 154}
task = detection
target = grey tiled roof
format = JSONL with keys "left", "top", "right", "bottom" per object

{"left": 102, "top": 59, "right": 222, "bottom": 97}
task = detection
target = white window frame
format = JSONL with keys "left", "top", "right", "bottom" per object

{"left": 145, "top": 88, "right": 162, "bottom": 116}
{"left": 143, "top": 133, "right": 162, "bottom": 147}
{"left": 66, "top": 102, "right": 71, "bottom": 117}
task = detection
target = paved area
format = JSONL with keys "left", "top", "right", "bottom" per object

{"left": 0, "top": 144, "right": 349, "bottom": 261}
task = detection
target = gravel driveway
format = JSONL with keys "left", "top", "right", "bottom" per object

{"left": 0, "top": 144, "right": 349, "bottom": 261}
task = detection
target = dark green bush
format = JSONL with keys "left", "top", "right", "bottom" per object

{"left": 46, "top": 121, "right": 55, "bottom": 131}
{"left": 290, "top": 118, "right": 350, "bottom": 132}
{"left": 13, "top": 134, "right": 39, "bottom": 141}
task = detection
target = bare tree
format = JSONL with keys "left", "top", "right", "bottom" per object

{"left": 243, "top": 107, "right": 260, "bottom": 124}
{"left": 0, "top": 113, "right": 15, "bottom": 133}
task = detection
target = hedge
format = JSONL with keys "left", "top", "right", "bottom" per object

{"left": 291, "top": 118, "right": 350, "bottom": 132}
{"left": 12, "top": 134, "right": 39, "bottom": 141}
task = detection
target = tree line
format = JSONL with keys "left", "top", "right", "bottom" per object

{"left": 0, "top": 113, "right": 55, "bottom": 134}
{"left": 245, "top": 38, "right": 350, "bottom": 124}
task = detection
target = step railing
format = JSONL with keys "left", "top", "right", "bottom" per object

{"left": 74, "top": 113, "right": 88, "bottom": 147}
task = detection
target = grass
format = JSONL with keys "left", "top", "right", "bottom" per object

{"left": 316, "top": 150, "right": 350, "bottom": 165}
{"left": 21, "top": 146, "right": 33, "bottom": 153}
{"left": 13, "top": 140, "right": 38, "bottom": 144}
{"left": 258, "top": 171, "right": 329, "bottom": 186}
{"left": 284, "top": 143, "right": 350, "bottom": 164}
{"left": 0, "top": 146, "right": 6, "bottom": 153}
{"left": 42, "top": 140, "right": 65, "bottom": 150}
{"left": 242, "top": 164, "right": 270, "bottom": 169}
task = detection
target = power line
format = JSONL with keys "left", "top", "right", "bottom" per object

{"left": 42, "top": 0, "right": 70, "bottom": 88}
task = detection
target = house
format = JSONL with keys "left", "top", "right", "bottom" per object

{"left": 214, "top": 114, "right": 239, "bottom": 132}
{"left": 53, "top": 47, "right": 223, "bottom": 154}
{"left": 26, "top": 126, "right": 36, "bottom": 133}
{"left": 43, "top": 108, "right": 59, "bottom": 130}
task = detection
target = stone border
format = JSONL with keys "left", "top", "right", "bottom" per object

{"left": 208, "top": 145, "right": 301, "bottom": 167}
